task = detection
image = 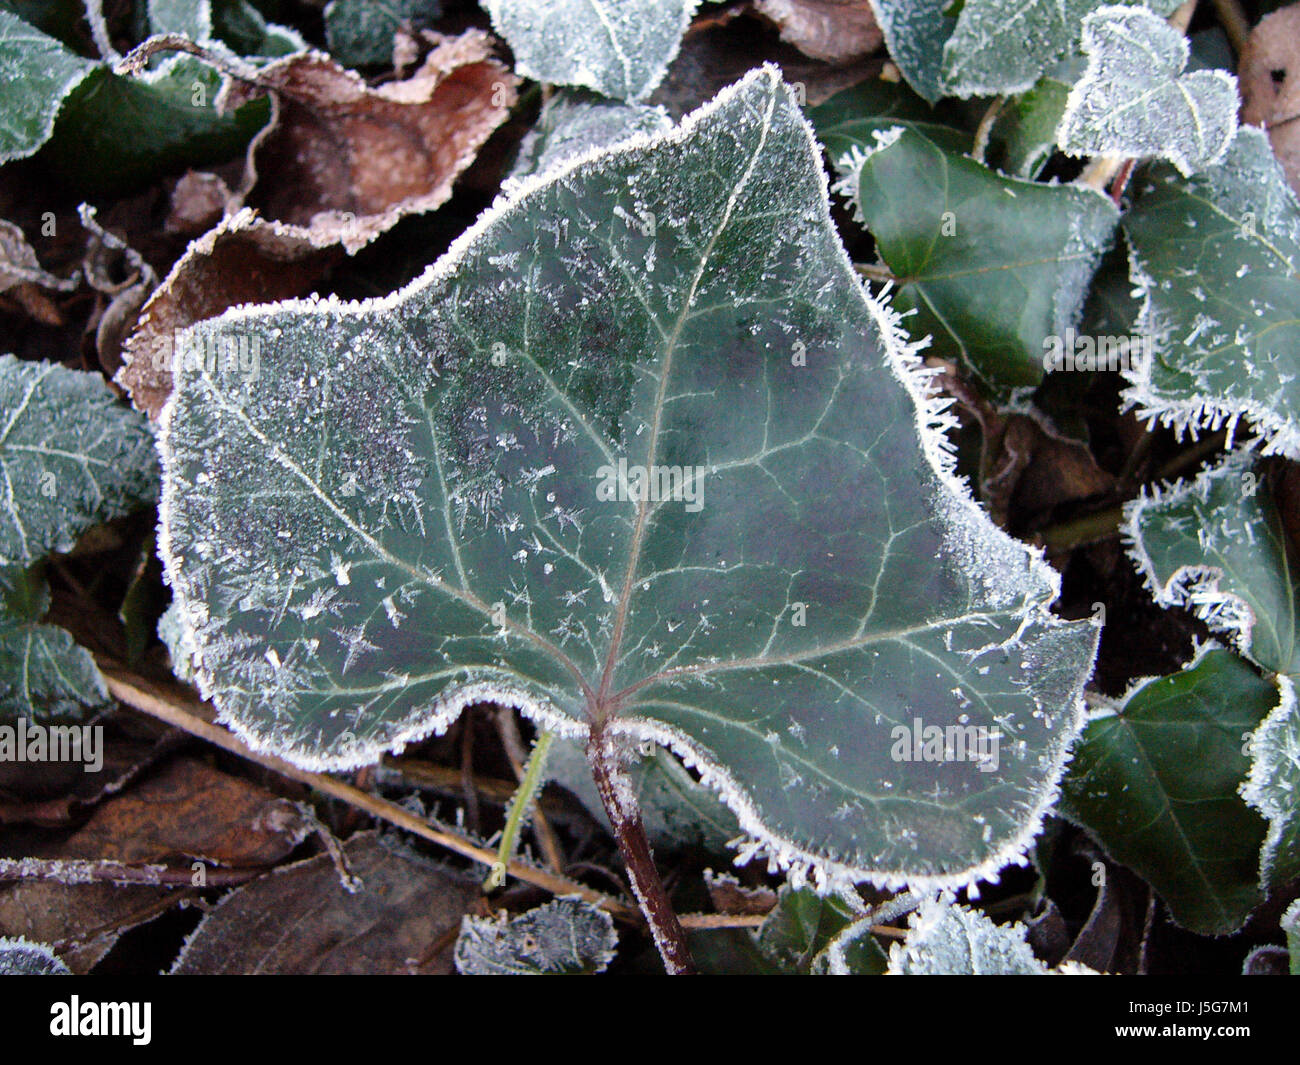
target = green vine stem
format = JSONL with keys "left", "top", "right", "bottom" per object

{"left": 484, "top": 730, "right": 556, "bottom": 891}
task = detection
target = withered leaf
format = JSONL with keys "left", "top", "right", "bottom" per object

{"left": 752, "top": 0, "right": 883, "bottom": 64}
{"left": 170, "top": 833, "right": 479, "bottom": 974}
{"left": 1239, "top": 4, "right": 1300, "bottom": 197}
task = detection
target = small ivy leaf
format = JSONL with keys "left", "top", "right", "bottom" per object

{"left": 505, "top": 90, "right": 673, "bottom": 192}
{"left": 1057, "top": 6, "right": 1238, "bottom": 177}
{"left": 1283, "top": 899, "right": 1300, "bottom": 974}
{"left": 148, "top": 0, "right": 213, "bottom": 41}
{"left": 809, "top": 913, "right": 890, "bottom": 974}
{"left": 1059, "top": 645, "right": 1273, "bottom": 935}
{"left": 986, "top": 76, "right": 1071, "bottom": 180}
{"left": 0, "top": 9, "right": 95, "bottom": 164}
{"left": 482, "top": 0, "right": 700, "bottom": 103}
{"left": 863, "top": 0, "right": 956, "bottom": 104}
{"left": 1123, "top": 450, "right": 1296, "bottom": 674}
{"left": 1241, "top": 681, "right": 1300, "bottom": 890}
{"left": 886, "top": 895, "right": 1048, "bottom": 973}
{"left": 0, "top": 355, "right": 159, "bottom": 567}
{"left": 1122, "top": 127, "right": 1300, "bottom": 459}
{"left": 324, "top": 0, "right": 442, "bottom": 68}
{"left": 545, "top": 736, "right": 739, "bottom": 852}
{"left": 454, "top": 897, "right": 617, "bottom": 975}
{"left": 0, "top": 565, "right": 111, "bottom": 723}
{"left": 832, "top": 127, "right": 1117, "bottom": 390}
{"left": 0, "top": 935, "right": 70, "bottom": 975}
{"left": 160, "top": 68, "right": 1100, "bottom": 891}
{"left": 753, "top": 884, "right": 859, "bottom": 972}
{"left": 808, "top": 77, "right": 971, "bottom": 159}
{"left": 940, "top": 0, "right": 1182, "bottom": 99}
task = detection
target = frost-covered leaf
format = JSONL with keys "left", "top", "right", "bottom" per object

{"left": 987, "top": 76, "right": 1070, "bottom": 180}
{"left": 864, "top": 0, "right": 955, "bottom": 103}
{"left": 482, "top": 0, "right": 699, "bottom": 103}
{"left": 833, "top": 127, "right": 1117, "bottom": 389}
{"left": 0, "top": 565, "right": 111, "bottom": 724}
{"left": 887, "top": 895, "right": 1048, "bottom": 973}
{"left": 148, "top": 0, "right": 213, "bottom": 40}
{"left": 1242, "top": 681, "right": 1300, "bottom": 890}
{"left": 159, "top": 600, "right": 198, "bottom": 683}
{"left": 1121, "top": 127, "right": 1300, "bottom": 460}
{"left": 1059, "top": 646, "right": 1274, "bottom": 934}
{"left": 506, "top": 90, "right": 672, "bottom": 192}
{"left": 809, "top": 78, "right": 970, "bottom": 159}
{"left": 454, "top": 897, "right": 617, "bottom": 974}
{"left": 1124, "top": 451, "right": 1296, "bottom": 673}
{"left": 0, "top": 936, "right": 70, "bottom": 975}
{"left": 753, "top": 885, "right": 858, "bottom": 971}
{"left": 149, "top": 0, "right": 306, "bottom": 55}
{"left": 810, "top": 912, "right": 889, "bottom": 973}
{"left": 324, "top": 0, "right": 442, "bottom": 68}
{"left": 545, "top": 735, "right": 739, "bottom": 852}
{"left": 0, "top": 9, "right": 94, "bottom": 164}
{"left": 0, "top": 355, "right": 159, "bottom": 567}
{"left": 940, "top": 0, "right": 1181, "bottom": 99}
{"left": 1283, "top": 899, "right": 1300, "bottom": 974}
{"left": 159, "top": 68, "right": 1099, "bottom": 890}
{"left": 1057, "top": 6, "right": 1238, "bottom": 177}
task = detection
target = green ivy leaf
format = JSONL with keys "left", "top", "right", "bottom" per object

{"left": 0, "top": 564, "right": 110, "bottom": 724}
{"left": 506, "top": 90, "right": 672, "bottom": 190}
{"left": 0, "top": 9, "right": 95, "bottom": 164}
{"left": 807, "top": 78, "right": 970, "bottom": 159}
{"left": 1057, "top": 6, "right": 1238, "bottom": 177}
{"left": 159, "top": 69, "right": 1099, "bottom": 890}
{"left": 810, "top": 912, "right": 890, "bottom": 973}
{"left": 986, "top": 76, "right": 1070, "bottom": 180}
{"left": 324, "top": 0, "right": 441, "bottom": 68}
{"left": 481, "top": 0, "right": 699, "bottom": 102}
{"left": 1124, "top": 450, "right": 1296, "bottom": 674}
{"left": 940, "top": 0, "right": 1182, "bottom": 99}
{"left": 832, "top": 127, "right": 1117, "bottom": 390}
{"left": 860, "top": 0, "right": 957, "bottom": 104}
{"left": 454, "top": 897, "right": 617, "bottom": 974}
{"left": 1122, "top": 127, "right": 1300, "bottom": 460}
{"left": 148, "top": 0, "right": 213, "bottom": 40}
{"left": 0, "top": 936, "right": 70, "bottom": 975}
{"left": 0, "top": 355, "right": 159, "bottom": 567}
{"left": 1283, "top": 899, "right": 1300, "bottom": 974}
{"left": 1059, "top": 646, "right": 1274, "bottom": 934}
{"left": 753, "top": 885, "right": 860, "bottom": 971}
{"left": 886, "top": 895, "right": 1049, "bottom": 973}
{"left": 1243, "top": 685, "right": 1300, "bottom": 889}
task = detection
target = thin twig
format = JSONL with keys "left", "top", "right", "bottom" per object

{"left": 82, "top": 0, "right": 120, "bottom": 62}
{"left": 971, "top": 95, "right": 1006, "bottom": 165}
{"left": 1209, "top": 0, "right": 1251, "bottom": 53}
{"left": 99, "top": 667, "right": 636, "bottom": 921}
{"left": 494, "top": 707, "right": 565, "bottom": 875}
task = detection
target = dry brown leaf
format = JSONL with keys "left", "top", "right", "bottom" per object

{"left": 170, "top": 833, "right": 479, "bottom": 974}
{"left": 58, "top": 757, "right": 310, "bottom": 868}
{"left": 219, "top": 31, "right": 517, "bottom": 252}
{"left": 1239, "top": 4, "right": 1300, "bottom": 196}
{"left": 752, "top": 0, "right": 883, "bottom": 64}
{"left": 117, "top": 208, "right": 342, "bottom": 419}
{"left": 165, "top": 171, "right": 234, "bottom": 238}
{"left": 117, "top": 31, "right": 515, "bottom": 420}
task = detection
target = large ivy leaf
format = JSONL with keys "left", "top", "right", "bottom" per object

{"left": 482, "top": 0, "right": 699, "bottom": 103}
{"left": 0, "top": 9, "right": 95, "bottom": 164}
{"left": 940, "top": 0, "right": 1182, "bottom": 99}
{"left": 1125, "top": 452, "right": 1300, "bottom": 889}
{"left": 159, "top": 68, "right": 1100, "bottom": 890}
{"left": 1122, "top": 128, "right": 1300, "bottom": 459}
{"left": 832, "top": 127, "right": 1117, "bottom": 390}
{"left": 0, "top": 355, "right": 159, "bottom": 567}
{"left": 454, "top": 897, "right": 617, "bottom": 974}
{"left": 1057, "top": 6, "right": 1238, "bottom": 177}
{"left": 863, "top": 0, "right": 955, "bottom": 104}
{"left": 1059, "top": 646, "right": 1274, "bottom": 934}
{"left": 0, "top": 565, "right": 111, "bottom": 724}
